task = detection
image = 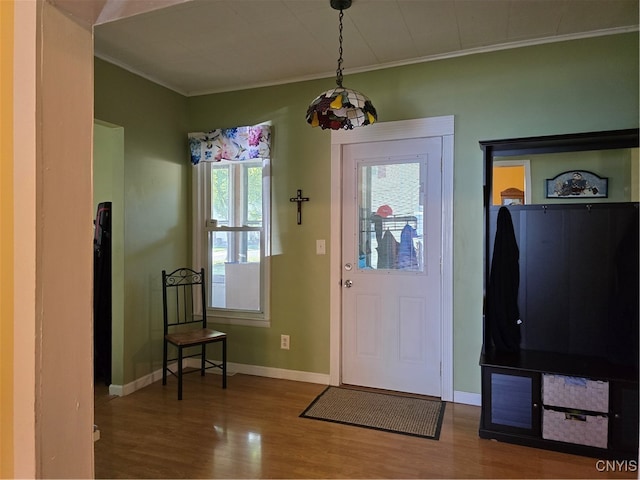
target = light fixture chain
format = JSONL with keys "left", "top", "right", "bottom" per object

{"left": 336, "top": 9, "right": 344, "bottom": 87}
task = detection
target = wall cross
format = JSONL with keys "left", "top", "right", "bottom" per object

{"left": 289, "top": 189, "right": 309, "bottom": 225}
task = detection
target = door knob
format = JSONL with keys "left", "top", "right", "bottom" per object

{"left": 343, "top": 279, "right": 353, "bottom": 288}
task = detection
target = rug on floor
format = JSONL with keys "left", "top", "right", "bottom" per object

{"left": 300, "top": 386, "right": 446, "bottom": 440}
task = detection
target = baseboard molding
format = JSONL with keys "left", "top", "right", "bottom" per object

{"left": 225, "top": 362, "right": 331, "bottom": 385}
{"left": 108, "top": 362, "right": 479, "bottom": 406}
{"left": 109, "top": 367, "right": 165, "bottom": 397}
{"left": 453, "top": 390, "right": 481, "bottom": 406}
{"left": 108, "top": 360, "right": 331, "bottom": 397}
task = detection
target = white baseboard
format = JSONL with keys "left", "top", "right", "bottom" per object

{"left": 225, "top": 362, "right": 330, "bottom": 385}
{"left": 108, "top": 360, "right": 330, "bottom": 397}
{"left": 108, "top": 362, "right": 479, "bottom": 406}
{"left": 453, "top": 390, "right": 481, "bottom": 406}
{"left": 109, "top": 367, "right": 165, "bottom": 397}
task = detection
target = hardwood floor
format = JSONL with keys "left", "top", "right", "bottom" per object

{"left": 94, "top": 373, "right": 636, "bottom": 479}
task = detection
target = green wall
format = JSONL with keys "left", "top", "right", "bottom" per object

{"left": 504, "top": 149, "right": 637, "bottom": 204}
{"left": 95, "top": 32, "right": 639, "bottom": 393}
{"left": 94, "top": 62, "right": 190, "bottom": 384}
{"left": 93, "top": 121, "right": 125, "bottom": 384}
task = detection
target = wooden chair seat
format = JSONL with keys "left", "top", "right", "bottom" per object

{"left": 166, "top": 329, "right": 226, "bottom": 347}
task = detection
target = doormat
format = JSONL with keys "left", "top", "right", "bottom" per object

{"left": 300, "top": 386, "right": 446, "bottom": 440}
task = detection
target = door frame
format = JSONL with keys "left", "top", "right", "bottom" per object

{"left": 329, "top": 116, "right": 454, "bottom": 401}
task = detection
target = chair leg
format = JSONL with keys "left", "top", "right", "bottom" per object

{"left": 201, "top": 344, "right": 206, "bottom": 376}
{"left": 177, "top": 347, "right": 183, "bottom": 400}
{"left": 162, "top": 340, "right": 167, "bottom": 385}
{"left": 222, "top": 338, "right": 227, "bottom": 389}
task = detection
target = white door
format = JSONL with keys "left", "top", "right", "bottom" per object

{"left": 341, "top": 137, "right": 442, "bottom": 396}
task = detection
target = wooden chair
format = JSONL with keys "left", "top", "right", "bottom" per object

{"left": 161, "top": 267, "right": 227, "bottom": 400}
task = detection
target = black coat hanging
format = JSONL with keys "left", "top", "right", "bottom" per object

{"left": 487, "top": 206, "right": 521, "bottom": 352}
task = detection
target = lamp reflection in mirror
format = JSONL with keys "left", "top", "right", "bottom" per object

{"left": 306, "top": 0, "right": 377, "bottom": 130}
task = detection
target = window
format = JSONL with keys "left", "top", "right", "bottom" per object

{"left": 193, "top": 159, "right": 271, "bottom": 326}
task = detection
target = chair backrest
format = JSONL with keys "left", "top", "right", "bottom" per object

{"left": 162, "top": 267, "right": 207, "bottom": 333}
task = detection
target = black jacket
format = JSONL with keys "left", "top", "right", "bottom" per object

{"left": 487, "top": 206, "right": 521, "bottom": 352}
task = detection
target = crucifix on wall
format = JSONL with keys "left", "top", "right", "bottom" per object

{"left": 289, "top": 189, "right": 309, "bottom": 225}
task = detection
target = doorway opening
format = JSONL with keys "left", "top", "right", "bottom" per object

{"left": 93, "top": 120, "right": 124, "bottom": 395}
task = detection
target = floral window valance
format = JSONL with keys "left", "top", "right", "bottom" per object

{"left": 188, "top": 125, "right": 271, "bottom": 165}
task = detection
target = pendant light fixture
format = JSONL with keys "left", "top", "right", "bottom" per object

{"left": 306, "top": 0, "right": 377, "bottom": 130}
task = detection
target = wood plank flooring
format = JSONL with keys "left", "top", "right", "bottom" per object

{"left": 94, "top": 373, "right": 636, "bottom": 479}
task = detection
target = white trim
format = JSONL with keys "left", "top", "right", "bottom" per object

{"left": 331, "top": 116, "right": 454, "bottom": 145}
{"left": 110, "top": 362, "right": 478, "bottom": 404}
{"left": 210, "top": 317, "right": 271, "bottom": 328}
{"left": 329, "top": 142, "right": 343, "bottom": 387}
{"left": 109, "top": 362, "right": 331, "bottom": 396}
{"left": 222, "top": 362, "right": 330, "bottom": 385}
{"left": 192, "top": 163, "right": 205, "bottom": 272}
{"left": 440, "top": 133, "right": 455, "bottom": 401}
{"left": 329, "top": 116, "right": 455, "bottom": 401}
{"left": 108, "top": 368, "right": 163, "bottom": 397}
{"left": 453, "top": 391, "right": 482, "bottom": 406}
{"left": 108, "top": 362, "right": 203, "bottom": 396}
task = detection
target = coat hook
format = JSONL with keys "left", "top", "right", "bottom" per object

{"left": 586, "top": 204, "right": 592, "bottom": 212}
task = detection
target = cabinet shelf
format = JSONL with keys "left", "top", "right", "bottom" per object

{"left": 480, "top": 348, "right": 638, "bottom": 384}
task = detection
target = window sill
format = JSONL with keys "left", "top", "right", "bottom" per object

{"left": 208, "top": 311, "right": 270, "bottom": 328}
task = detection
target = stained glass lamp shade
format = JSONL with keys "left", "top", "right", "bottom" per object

{"left": 306, "top": 0, "right": 377, "bottom": 130}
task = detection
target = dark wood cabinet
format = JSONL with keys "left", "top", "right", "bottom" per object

{"left": 480, "top": 129, "right": 639, "bottom": 460}
{"left": 609, "top": 382, "right": 639, "bottom": 453}
{"left": 480, "top": 350, "right": 639, "bottom": 459}
{"left": 480, "top": 366, "right": 540, "bottom": 438}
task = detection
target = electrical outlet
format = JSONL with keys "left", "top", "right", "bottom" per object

{"left": 280, "top": 334, "right": 290, "bottom": 350}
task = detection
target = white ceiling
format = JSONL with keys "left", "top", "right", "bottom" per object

{"left": 89, "top": 0, "right": 639, "bottom": 96}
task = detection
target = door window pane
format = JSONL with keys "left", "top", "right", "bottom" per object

{"left": 358, "top": 161, "right": 424, "bottom": 271}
